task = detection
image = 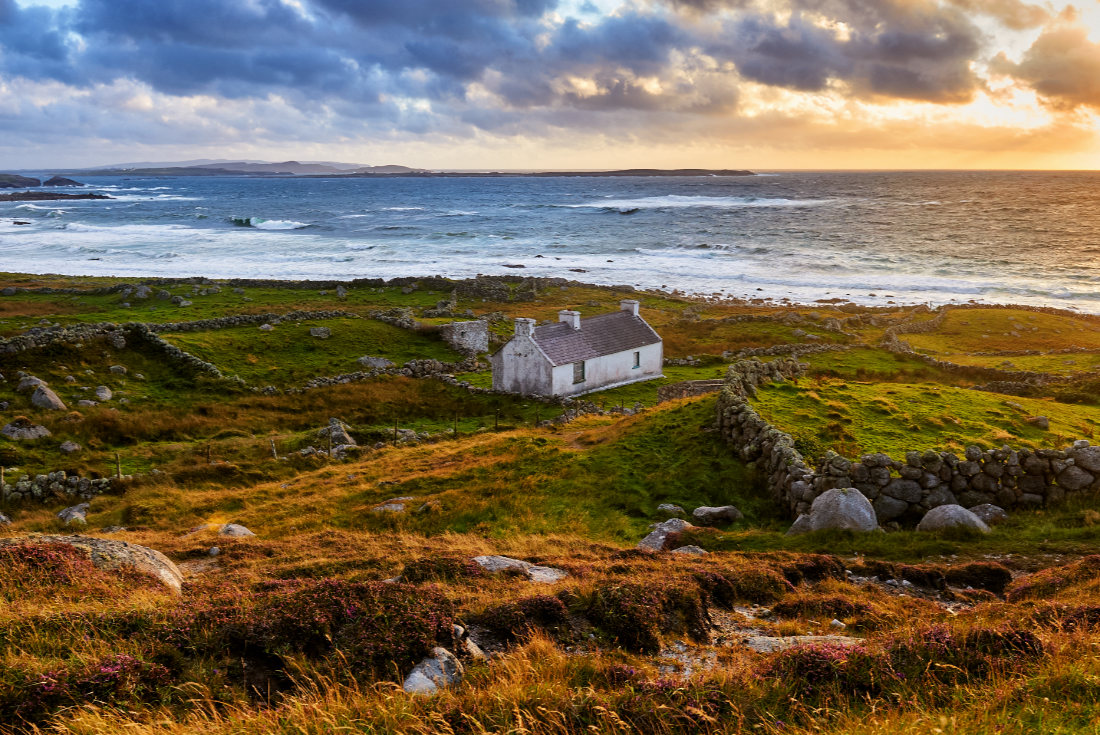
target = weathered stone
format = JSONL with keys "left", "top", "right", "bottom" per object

{"left": 16, "top": 375, "right": 47, "bottom": 392}
{"left": 31, "top": 385, "right": 67, "bottom": 411}
{"left": 872, "top": 494, "right": 909, "bottom": 523}
{"left": 59, "top": 440, "right": 81, "bottom": 455}
{"left": 357, "top": 355, "right": 395, "bottom": 369}
{"left": 637, "top": 518, "right": 693, "bottom": 551}
{"left": 923, "top": 487, "right": 958, "bottom": 509}
{"left": 1, "top": 418, "right": 51, "bottom": 440}
{"left": 0, "top": 535, "right": 183, "bottom": 593}
{"left": 108, "top": 365, "right": 127, "bottom": 375}
{"left": 657, "top": 503, "right": 685, "bottom": 515}
{"left": 318, "top": 418, "right": 356, "bottom": 447}
{"left": 808, "top": 488, "right": 877, "bottom": 532}
{"left": 968, "top": 504, "right": 1009, "bottom": 526}
{"left": 0, "top": 512, "right": 10, "bottom": 525}
{"left": 672, "top": 545, "right": 708, "bottom": 556}
{"left": 1027, "top": 416, "right": 1050, "bottom": 430}
{"left": 1057, "top": 465, "right": 1094, "bottom": 492}
{"left": 786, "top": 514, "right": 813, "bottom": 535}
{"left": 1073, "top": 446, "right": 1100, "bottom": 474}
{"left": 957, "top": 490, "right": 994, "bottom": 508}
{"left": 882, "top": 478, "right": 922, "bottom": 503}
{"left": 403, "top": 647, "right": 463, "bottom": 695}
{"left": 218, "top": 523, "right": 255, "bottom": 537}
{"left": 916, "top": 505, "right": 990, "bottom": 534}
{"left": 94, "top": 385, "right": 112, "bottom": 402}
{"left": 57, "top": 502, "right": 89, "bottom": 525}
{"left": 471, "top": 554, "right": 568, "bottom": 583}
{"left": 309, "top": 326, "right": 331, "bottom": 339}
{"left": 691, "top": 505, "right": 743, "bottom": 525}
{"left": 964, "top": 446, "right": 983, "bottom": 462}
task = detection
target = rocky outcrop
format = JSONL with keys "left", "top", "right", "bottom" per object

{"left": 43, "top": 176, "right": 83, "bottom": 186}
{"left": 471, "top": 555, "right": 568, "bottom": 583}
{"left": 796, "top": 488, "right": 878, "bottom": 533}
{"left": 30, "top": 385, "right": 67, "bottom": 410}
{"left": 1, "top": 418, "right": 51, "bottom": 440}
{"left": 0, "top": 536, "right": 183, "bottom": 593}
{"left": 0, "top": 173, "right": 40, "bottom": 188}
{"left": 637, "top": 518, "right": 693, "bottom": 551}
{"left": 1, "top": 470, "right": 117, "bottom": 502}
{"left": 916, "top": 505, "right": 990, "bottom": 534}
{"left": 403, "top": 647, "right": 463, "bottom": 695}
{"left": 691, "top": 505, "right": 743, "bottom": 525}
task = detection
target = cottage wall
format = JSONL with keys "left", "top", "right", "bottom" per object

{"left": 491, "top": 334, "right": 552, "bottom": 395}
{"left": 550, "top": 341, "right": 663, "bottom": 397}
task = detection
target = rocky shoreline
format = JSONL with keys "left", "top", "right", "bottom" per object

{"left": 1, "top": 192, "right": 110, "bottom": 202}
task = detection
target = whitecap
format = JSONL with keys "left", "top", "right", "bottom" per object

{"left": 566, "top": 195, "right": 832, "bottom": 210}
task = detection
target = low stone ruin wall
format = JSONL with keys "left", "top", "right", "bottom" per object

{"left": 657, "top": 379, "right": 726, "bottom": 403}
{"left": 1, "top": 471, "right": 118, "bottom": 503}
{"left": 439, "top": 320, "right": 489, "bottom": 354}
{"left": 714, "top": 357, "right": 1100, "bottom": 522}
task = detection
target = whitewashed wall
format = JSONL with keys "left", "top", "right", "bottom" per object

{"left": 550, "top": 341, "right": 663, "bottom": 397}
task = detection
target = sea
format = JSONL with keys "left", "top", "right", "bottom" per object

{"left": 2, "top": 170, "right": 1099, "bottom": 310}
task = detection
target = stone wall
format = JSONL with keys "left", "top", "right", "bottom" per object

{"left": 1, "top": 470, "right": 118, "bottom": 502}
{"left": 657, "top": 379, "right": 726, "bottom": 403}
{"left": 439, "top": 320, "right": 489, "bottom": 354}
{"left": 714, "top": 357, "right": 1100, "bottom": 522}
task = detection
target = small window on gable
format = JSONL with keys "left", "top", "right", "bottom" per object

{"left": 573, "top": 361, "right": 586, "bottom": 383}
{"left": 633, "top": 351, "right": 641, "bottom": 368}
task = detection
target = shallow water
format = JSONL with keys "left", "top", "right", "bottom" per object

{"left": 2, "top": 170, "right": 1098, "bottom": 309}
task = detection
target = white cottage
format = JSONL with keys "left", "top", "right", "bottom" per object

{"left": 491, "top": 300, "right": 663, "bottom": 397}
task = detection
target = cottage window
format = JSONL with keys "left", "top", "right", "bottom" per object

{"left": 573, "top": 361, "right": 586, "bottom": 383}
{"left": 633, "top": 351, "right": 641, "bottom": 368}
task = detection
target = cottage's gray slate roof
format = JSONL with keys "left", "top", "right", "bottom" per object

{"left": 532, "top": 311, "right": 661, "bottom": 366}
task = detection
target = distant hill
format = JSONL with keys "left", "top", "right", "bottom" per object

{"left": 77, "top": 160, "right": 424, "bottom": 176}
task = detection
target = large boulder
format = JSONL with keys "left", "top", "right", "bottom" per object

{"left": 31, "top": 385, "right": 67, "bottom": 411}
{"left": 94, "top": 386, "right": 113, "bottom": 402}
{"left": 43, "top": 176, "right": 83, "bottom": 186}
{"left": 219, "top": 523, "right": 256, "bottom": 537}
{"left": 471, "top": 554, "right": 567, "bottom": 583}
{"left": 807, "top": 488, "right": 877, "bottom": 533}
{"left": 1, "top": 417, "right": 51, "bottom": 440}
{"left": 0, "top": 535, "right": 183, "bottom": 593}
{"left": 637, "top": 517, "right": 693, "bottom": 551}
{"left": 403, "top": 647, "right": 463, "bottom": 695}
{"left": 16, "top": 375, "right": 47, "bottom": 393}
{"left": 357, "top": 355, "right": 395, "bottom": 369}
{"left": 59, "top": 440, "right": 82, "bottom": 455}
{"left": 916, "top": 505, "right": 990, "bottom": 534}
{"left": 318, "top": 418, "right": 356, "bottom": 447}
{"left": 691, "top": 505, "right": 744, "bottom": 525}
{"left": 309, "top": 326, "right": 331, "bottom": 339}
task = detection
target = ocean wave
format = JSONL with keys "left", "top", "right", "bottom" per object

{"left": 383, "top": 206, "right": 425, "bottom": 211}
{"left": 230, "top": 217, "right": 310, "bottom": 230}
{"left": 566, "top": 195, "right": 832, "bottom": 211}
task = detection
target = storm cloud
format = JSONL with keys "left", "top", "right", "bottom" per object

{"left": 0, "top": 0, "right": 1096, "bottom": 165}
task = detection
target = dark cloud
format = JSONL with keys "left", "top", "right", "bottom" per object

{"left": 996, "top": 25, "right": 1100, "bottom": 110}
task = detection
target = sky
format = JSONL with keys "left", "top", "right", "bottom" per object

{"left": 2, "top": 0, "right": 1100, "bottom": 170}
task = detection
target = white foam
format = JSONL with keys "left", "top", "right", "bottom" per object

{"left": 251, "top": 218, "right": 310, "bottom": 230}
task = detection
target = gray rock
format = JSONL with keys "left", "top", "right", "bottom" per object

{"left": 916, "top": 505, "right": 990, "bottom": 534}
{"left": 1074, "top": 446, "right": 1100, "bottom": 474}
{"left": 691, "top": 505, "right": 743, "bottom": 525}
{"left": 872, "top": 493, "right": 909, "bottom": 523}
{"left": 637, "top": 517, "right": 693, "bottom": 551}
{"left": 1, "top": 418, "right": 51, "bottom": 440}
{"left": 373, "top": 503, "right": 406, "bottom": 513}
{"left": 1058, "top": 465, "right": 1094, "bottom": 492}
{"left": 671, "top": 545, "right": 708, "bottom": 556}
{"left": 882, "top": 478, "right": 922, "bottom": 503}
{"left": 16, "top": 375, "right": 47, "bottom": 392}
{"left": 403, "top": 647, "right": 463, "bottom": 695}
{"left": 319, "top": 418, "right": 356, "bottom": 446}
{"left": 830, "top": 619, "right": 847, "bottom": 630}
{"left": 57, "top": 502, "right": 90, "bottom": 525}
{"left": 259, "top": 324, "right": 274, "bottom": 331}
{"left": 657, "top": 503, "right": 685, "bottom": 515}
{"left": 108, "top": 365, "right": 128, "bottom": 375}
{"left": 208, "top": 546, "right": 221, "bottom": 557}
{"left": 0, "top": 512, "right": 10, "bottom": 526}
{"left": 968, "top": 504, "right": 1009, "bottom": 526}
{"left": 309, "top": 326, "right": 331, "bottom": 339}
{"left": 77, "top": 400, "right": 98, "bottom": 408}
{"left": 59, "top": 440, "right": 82, "bottom": 455}
{"left": 134, "top": 285, "right": 152, "bottom": 299}
{"left": 786, "top": 513, "right": 814, "bottom": 535}
{"left": 94, "top": 385, "right": 113, "bottom": 402}
{"left": 31, "top": 385, "right": 67, "bottom": 411}
{"left": 808, "top": 488, "right": 878, "bottom": 532}
{"left": 471, "top": 554, "right": 568, "bottom": 583}
{"left": 218, "top": 523, "right": 256, "bottom": 537}
{"left": 106, "top": 332, "right": 126, "bottom": 349}
{"left": 357, "top": 355, "right": 394, "bottom": 369}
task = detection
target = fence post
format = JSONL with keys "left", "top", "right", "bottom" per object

{"left": 393, "top": 421, "right": 398, "bottom": 446}
{"left": 270, "top": 438, "right": 278, "bottom": 459}
{"left": 454, "top": 413, "right": 459, "bottom": 438}
{"left": 115, "top": 452, "right": 122, "bottom": 479}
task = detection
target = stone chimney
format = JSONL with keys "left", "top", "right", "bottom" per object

{"left": 620, "top": 299, "right": 640, "bottom": 317}
{"left": 514, "top": 317, "right": 536, "bottom": 337}
{"left": 558, "top": 310, "right": 581, "bottom": 330}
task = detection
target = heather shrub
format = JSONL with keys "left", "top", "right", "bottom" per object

{"left": 2, "top": 654, "right": 172, "bottom": 725}
{"left": 401, "top": 555, "right": 486, "bottom": 584}
{"left": 694, "top": 566, "right": 793, "bottom": 607}
{"left": 887, "top": 625, "right": 1044, "bottom": 687}
{"left": 772, "top": 593, "right": 878, "bottom": 622}
{"left": 762, "top": 642, "right": 892, "bottom": 699}
{"left": 944, "top": 561, "right": 1013, "bottom": 595}
{"left": 0, "top": 542, "right": 154, "bottom": 602}
{"left": 473, "top": 594, "right": 570, "bottom": 642}
{"left": 1006, "top": 555, "right": 1100, "bottom": 602}
{"left": 584, "top": 581, "right": 709, "bottom": 653}
{"left": 779, "top": 554, "right": 847, "bottom": 585}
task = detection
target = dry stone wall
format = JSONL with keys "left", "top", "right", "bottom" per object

{"left": 715, "top": 357, "right": 1100, "bottom": 522}
{"left": 1, "top": 470, "right": 118, "bottom": 503}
